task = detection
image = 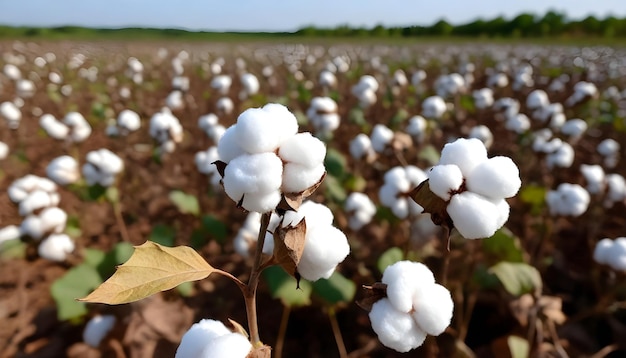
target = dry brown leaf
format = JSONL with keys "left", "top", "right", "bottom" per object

{"left": 279, "top": 172, "right": 326, "bottom": 212}
{"left": 272, "top": 218, "right": 307, "bottom": 280}
{"left": 356, "top": 282, "right": 388, "bottom": 312}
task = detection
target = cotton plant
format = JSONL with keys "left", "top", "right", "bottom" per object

{"left": 306, "top": 96, "right": 340, "bottom": 138}
{"left": 546, "top": 183, "right": 590, "bottom": 217}
{"left": 414, "top": 138, "right": 521, "bottom": 239}
{"left": 366, "top": 261, "right": 453, "bottom": 353}
{"left": 82, "top": 149, "right": 124, "bottom": 187}
{"left": 149, "top": 108, "right": 183, "bottom": 154}
{"left": 344, "top": 192, "right": 377, "bottom": 230}
{"left": 379, "top": 166, "right": 427, "bottom": 219}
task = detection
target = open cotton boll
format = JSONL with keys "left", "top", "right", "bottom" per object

{"left": 20, "top": 215, "right": 45, "bottom": 240}
{"left": 406, "top": 115, "right": 427, "bottom": 142}
{"left": 607, "top": 238, "right": 626, "bottom": 271}
{"left": 594, "top": 238, "right": 614, "bottom": 265}
{"left": 468, "top": 125, "right": 494, "bottom": 149}
{"left": 597, "top": 139, "right": 620, "bottom": 157}
{"left": 580, "top": 164, "right": 605, "bottom": 194}
{"left": 606, "top": 174, "right": 626, "bottom": 204}
{"left": 439, "top": 138, "right": 488, "bottom": 177}
{"left": 194, "top": 147, "right": 221, "bottom": 188}
{"left": 0, "top": 225, "right": 21, "bottom": 245}
{"left": 369, "top": 299, "right": 427, "bottom": 353}
{"left": 83, "top": 315, "right": 116, "bottom": 347}
{"left": 282, "top": 163, "right": 325, "bottom": 193}
{"left": 223, "top": 152, "right": 283, "bottom": 205}
{"left": 39, "top": 206, "right": 67, "bottom": 234}
{"left": 300, "top": 201, "right": 334, "bottom": 228}
{"left": 526, "top": 89, "right": 549, "bottom": 109}
{"left": 297, "top": 225, "right": 349, "bottom": 281}
{"left": 546, "top": 183, "right": 590, "bottom": 217}
{"left": 466, "top": 156, "right": 521, "bottom": 200}
{"left": 428, "top": 165, "right": 464, "bottom": 201}
{"left": 278, "top": 132, "right": 326, "bottom": 168}
{"left": 382, "top": 261, "right": 435, "bottom": 313}
{"left": 176, "top": 319, "right": 251, "bottom": 358}
{"left": 1, "top": 101, "right": 21, "bottom": 129}
{"left": 505, "top": 113, "right": 530, "bottom": 134}
{"left": 40, "top": 114, "right": 69, "bottom": 140}
{"left": 349, "top": 134, "right": 374, "bottom": 160}
{"left": 63, "top": 112, "right": 92, "bottom": 142}
{"left": 371, "top": 124, "right": 394, "bottom": 153}
{"left": 234, "top": 104, "right": 298, "bottom": 154}
{"left": 18, "top": 190, "right": 54, "bottom": 216}
{"left": 561, "top": 118, "right": 587, "bottom": 138}
{"left": 240, "top": 73, "right": 260, "bottom": 95}
{"left": 411, "top": 283, "right": 454, "bottom": 336}
{"left": 117, "top": 109, "right": 141, "bottom": 132}
{"left": 0, "top": 141, "right": 8, "bottom": 160}
{"left": 344, "top": 192, "right": 376, "bottom": 230}
{"left": 38, "top": 234, "right": 74, "bottom": 261}
{"left": 211, "top": 75, "right": 232, "bottom": 95}
{"left": 546, "top": 142, "right": 575, "bottom": 169}
{"left": 421, "top": 96, "right": 447, "bottom": 119}
{"left": 216, "top": 125, "right": 245, "bottom": 163}
{"left": 473, "top": 88, "right": 494, "bottom": 109}
{"left": 216, "top": 97, "right": 234, "bottom": 115}
{"left": 47, "top": 155, "right": 80, "bottom": 186}
{"left": 447, "top": 191, "right": 501, "bottom": 239}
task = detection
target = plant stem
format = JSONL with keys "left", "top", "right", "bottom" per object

{"left": 328, "top": 307, "right": 348, "bottom": 358}
{"left": 112, "top": 200, "right": 130, "bottom": 243}
{"left": 275, "top": 305, "right": 291, "bottom": 358}
{"left": 245, "top": 211, "right": 271, "bottom": 346}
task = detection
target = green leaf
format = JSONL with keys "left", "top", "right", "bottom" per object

{"left": 263, "top": 265, "right": 312, "bottom": 307}
{"left": 488, "top": 262, "right": 542, "bottom": 296}
{"left": 519, "top": 185, "right": 546, "bottom": 215}
{"left": 105, "top": 187, "right": 119, "bottom": 203}
{"left": 348, "top": 107, "right": 367, "bottom": 128}
{"left": 201, "top": 215, "right": 227, "bottom": 242}
{"left": 418, "top": 145, "right": 441, "bottom": 166}
{"left": 344, "top": 174, "right": 367, "bottom": 192}
{"left": 482, "top": 227, "right": 525, "bottom": 263}
{"left": 51, "top": 263, "right": 103, "bottom": 320}
{"left": 169, "top": 190, "right": 200, "bottom": 216}
{"left": 377, "top": 247, "right": 404, "bottom": 274}
{"left": 149, "top": 224, "right": 176, "bottom": 247}
{"left": 312, "top": 272, "right": 356, "bottom": 305}
{"left": 324, "top": 148, "right": 347, "bottom": 179}
{"left": 323, "top": 175, "right": 347, "bottom": 202}
{"left": 508, "top": 336, "right": 530, "bottom": 358}
{"left": 176, "top": 281, "right": 194, "bottom": 297}
{"left": 87, "top": 184, "right": 107, "bottom": 201}
{"left": 80, "top": 242, "right": 215, "bottom": 304}
{"left": 0, "top": 239, "right": 26, "bottom": 260}
{"left": 84, "top": 242, "right": 134, "bottom": 279}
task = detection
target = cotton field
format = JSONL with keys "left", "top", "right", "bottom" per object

{"left": 1, "top": 40, "right": 626, "bottom": 357}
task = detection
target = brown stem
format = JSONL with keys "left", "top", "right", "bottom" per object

{"left": 590, "top": 344, "right": 619, "bottom": 358}
{"left": 213, "top": 269, "right": 246, "bottom": 292}
{"left": 274, "top": 305, "right": 291, "bottom": 358}
{"left": 546, "top": 319, "right": 569, "bottom": 358}
{"left": 112, "top": 200, "right": 130, "bottom": 243}
{"left": 245, "top": 212, "right": 271, "bottom": 347}
{"left": 328, "top": 307, "right": 348, "bottom": 358}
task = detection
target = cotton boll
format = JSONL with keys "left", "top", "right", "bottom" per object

{"left": 299, "top": 201, "right": 334, "bottom": 228}
{"left": 526, "top": 89, "right": 549, "bottom": 109}
{"left": 223, "top": 153, "right": 283, "bottom": 204}
{"left": 546, "top": 183, "right": 590, "bottom": 217}
{"left": 278, "top": 132, "right": 326, "bottom": 168}
{"left": 20, "top": 215, "right": 44, "bottom": 240}
{"left": 0, "top": 225, "right": 21, "bottom": 245}
{"left": 608, "top": 238, "right": 626, "bottom": 271}
{"left": 195, "top": 147, "right": 220, "bottom": 176}
{"left": 421, "top": 96, "right": 447, "bottom": 119}
{"left": 39, "top": 206, "right": 67, "bottom": 234}
{"left": 493, "top": 198, "right": 510, "bottom": 230}
{"left": 216, "top": 97, "right": 234, "bottom": 114}
{"left": 546, "top": 142, "right": 574, "bottom": 169}
{"left": 38, "top": 234, "right": 74, "bottom": 261}
{"left": 505, "top": 113, "right": 530, "bottom": 134}
{"left": 176, "top": 319, "right": 251, "bottom": 358}
{"left": 234, "top": 104, "right": 298, "bottom": 153}
{"left": 412, "top": 283, "right": 453, "bottom": 336}
{"left": 344, "top": 192, "right": 376, "bottom": 230}
{"left": 40, "top": 114, "right": 69, "bottom": 140}
{"left": 83, "top": 315, "right": 116, "bottom": 348}
{"left": 427, "top": 165, "right": 464, "bottom": 201}
{"left": 216, "top": 125, "right": 245, "bottom": 163}
{"left": 439, "top": 138, "right": 488, "bottom": 177}
{"left": 406, "top": 115, "right": 427, "bottom": 142}
{"left": 369, "top": 299, "right": 426, "bottom": 353}
{"left": 382, "top": 261, "right": 435, "bottom": 313}
{"left": 46, "top": 155, "right": 80, "bottom": 185}
{"left": 466, "top": 156, "right": 521, "bottom": 200}
{"left": 1, "top": 101, "right": 21, "bottom": 129}
{"left": 580, "top": 164, "right": 605, "bottom": 194}
{"left": 18, "top": 190, "right": 53, "bottom": 216}
{"left": 597, "top": 139, "right": 620, "bottom": 157}
{"left": 561, "top": 118, "right": 587, "bottom": 139}
{"left": 594, "top": 238, "right": 614, "bottom": 265}
{"left": 240, "top": 73, "right": 260, "bottom": 95}
{"left": 371, "top": 124, "right": 394, "bottom": 153}
{"left": 297, "top": 225, "right": 349, "bottom": 281}
{"left": 64, "top": 112, "right": 92, "bottom": 142}
{"left": 117, "top": 109, "right": 141, "bottom": 132}
{"left": 447, "top": 191, "right": 500, "bottom": 239}
{"left": 319, "top": 70, "right": 337, "bottom": 88}
{"left": 606, "top": 174, "right": 626, "bottom": 204}
{"left": 198, "top": 329, "right": 254, "bottom": 358}
{"left": 0, "top": 141, "right": 8, "bottom": 160}
{"left": 468, "top": 125, "right": 494, "bottom": 149}
{"left": 282, "top": 162, "right": 325, "bottom": 193}
{"left": 349, "top": 134, "right": 374, "bottom": 160}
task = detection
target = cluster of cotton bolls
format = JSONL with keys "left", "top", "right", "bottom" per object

{"left": 344, "top": 192, "right": 377, "bottom": 230}
{"left": 565, "top": 81, "right": 598, "bottom": 107}
{"left": 379, "top": 166, "right": 427, "bottom": 219}
{"left": 232, "top": 211, "right": 277, "bottom": 258}
{"left": 1, "top": 101, "right": 21, "bottom": 129}
{"left": 217, "top": 103, "right": 326, "bottom": 213}
{"left": 368, "top": 261, "right": 453, "bottom": 353}
{"left": 82, "top": 149, "right": 124, "bottom": 187}
{"left": 106, "top": 109, "right": 141, "bottom": 137}
{"left": 306, "top": 96, "right": 340, "bottom": 138}
{"left": 594, "top": 237, "right": 626, "bottom": 272}
{"left": 149, "top": 108, "right": 183, "bottom": 154}
{"left": 39, "top": 112, "right": 92, "bottom": 142}
{"left": 546, "top": 183, "right": 590, "bottom": 216}
{"left": 580, "top": 164, "right": 626, "bottom": 208}
{"left": 427, "top": 138, "right": 521, "bottom": 239}
{"left": 198, "top": 113, "right": 226, "bottom": 143}
{"left": 46, "top": 155, "right": 81, "bottom": 186}
{"left": 176, "top": 319, "right": 252, "bottom": 358}
{"left": 532, "top": 129, "right": 575, "bottom": 169}
{"left": 597, "top": 138, "right": 620, "bottom": 168}
{"left": 4, "top": 175, "right": 74, "bottom": 261}
{"left": 434, "top": 73, "right": 466, "bottom": 98}
{"left": 352, "top": 75, "right": 378, "bottom": 108}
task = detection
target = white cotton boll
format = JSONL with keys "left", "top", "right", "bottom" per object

{"left": 382, "top": 261, "right": 435, "bottom": 313}
{"left": 606, "top": 174, "right": 626, "bottom": 203}
{"left": 216, "top": 97, "right": 234, "bottom": 114}
{"left": 166, "top": 91, "right": 184, "bottom": 110}
{"left": 466, "top": 156, "right": 521, "bottom": 200}
{"left": 526, "top": 89, "right": 549, "bottom": 109}
{"left": 300, "top": 201, "right": 334, "bottom": 228}
{"left": 0, "top": 141, "right": 8, "bottom": 160}
{"left": 447, "top": 191, "right": 500, "bottom": 239}
{"left": 282, "top": 162, "right": 325, "bottom": 193}
{"left": 549, "top": 113, "right": 566, "bottom": 129}
{"left": 4, "top": 63, "right": 21, "bottom": 80}
{"left": 176, "top": 319, "right": 251, "bottom": 358}
{"left": 278, "top": 132, "right": 326, "bottom": 168}
{"left": 406, "top": 115, "right": 427, "bottom": 141}
{"left": 345, "top": 192, "right": 376, "bottom": 230}
{"left": 239, "top": 188, "right": 281, "bottom": 213}
{"left": 240, "top": 73, "right": 260, "bottom": 95}
{"left": 297, "top": 225, "right": 349, "bottom": 281}
{"left": 319, "top": 70, "right": 337, "bottom": 87}
{"left": 0, "top": 225, "right": 21, "bottom": 245}
{"left": 468, "top": 125, "right": 494, "bottom": 149}
{"left": 561, "top": 118, "right": 587, "bottom": 138}
{"left": 16, "top": 79, "right": 35, "bottom": 98}
{"left": 546, "top": 142, "right": 574, "bottom": 169}
{"left": 369, "top": 298, "right": 427, "bottom": 353}
{"left": 371, "top": 124, "right": 394, "bottom": 153}
{"left": 118, "top": 109, "right": 141, "bottom": 132}
{"left": 1, "top": 101, "right": 21, "bottom": 129}
{"left": 223, "top": 152, "right": 283, "bottom": 204}
{"left": 607, "top": 238, "right": 626, "bottom": 271}
{"left": 505, "top": 113, "right": 530, "bottom": 134}
{"left": 546, "top": 183, "right": 590, "bottom": 217}
{"left": 46, "top": 155, "right": 80, "bottom": 185}
{"left": 356, "top": 88, "right": 377, "bottom": 107}
{"left": 439, "top": 138, "right": 488, "bottom": 177}
{"left": 493, "top": 198, "right": 510, "bottom": 230}
{"left": 18, "top": 190, "right": 53, "bottom": 216}
{"left": 40, "top": 114, "right": 69, "bottom": 140}
{"left": 38, "top": 234, "right": 74, "bottom": 261}
{"left": 20, "top": 215, "right": 44, "bottom": 240}
{"left": 412, "top": 70, "right": 427, "bottom": 87}
{"left": 349, "top": 134, "right": 374, "bottom": 160}
{"left": 594, "top": 238, "right": 614, "bottom": 265}
{"left": 83, "top": 315, "right": 116, "bottom": 348}
{"left": 39, "top": 206, "right": 67, "bottom": 234}
{"left": 598, "top": 139, "right": 620, "bottom": 157}
{"left": 211, "top": 75, "right": 232, "bottom": 94}
{"left": 421, "top": 96, "right": 447, "bottom": 119}
{"left": 63, "top": 112, "right": 91, "bottom": 142}
{"left": 234, "top": 104, "right": 298, "bottom": 154}
{"left": 198, "top": 329, "right": 254, "bottom": 358}
{"left": 195, "top": 147, "right": 220, "bottom": 174}
{"left": 427, "top": 165, "right": 464, "bottom": 201}
{"left": 412, "top": 283, "right": 453, "bottom": 336}
{"left": 198, "top": 113, "right": 219, "bottom": 132}
{"left": 580, "top": 164, "right": 605, "bottom": 194}
{"left": 473, "top": 88, "right": 494, "bottom": 109}
{"left": 216, "top": 125, "right": 245, "bottom": 163}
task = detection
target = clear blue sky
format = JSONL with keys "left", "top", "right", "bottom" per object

{"left": 1, "top": 0, "right": 625, "bottom": 32}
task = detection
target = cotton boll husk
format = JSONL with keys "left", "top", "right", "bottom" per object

{"left": 593, "top": 238, "right": 614, "bottom": 265}
{"left": 608, "top": 238, "right": 626, "bottom": 271}
{"left": 447, "top": 191, "right": 500, "bottom": 239}
{"left": 382, "top": 261, "right": 435, "bottom": 313}
{"left": 278, "top": 132, "right": 326, "bottom": 168}
{"left": 175, "top": 319, "right": 233, "bottom": 358}
{"left": 466, "top": 156, "right": 521, "bottom": 200}
{"left": 83, "top": 315, "right": 116, "bottom": 347}
{"left": 369, "top": 299, "right": 427, "bottom": 353}
{"left": 427, "top": 165, "right": 464, "bottom": 201}
{"left": 0, "top": 225, "right": 21, "bottom": 244}
{"left": 198, "top": 331, "right": 253, "bottom": 358}
{"left": 223, "top": 153, "right": 283, "bottom": 204}
{"left": 439, "top": 138, "right": 488, "bottom": 177}
{"left": 412, "top": 283, "right": 453, "bottom": 336}
{"left": 38, "top": 234, "right": 74, "bottom": 261}
{"left": 216, "top": 125, "right": 245, "bottom": 163}
{"left": 235, "top": 104, "right": 298, "bottom": 154}
{"left": 297, "top": 225, "right": 349, "bottom": 281}
{"left": 371, "top": 124, "right": 394, "bottom": 153}
{"left": 282, "top": 162, "right": 325, "bottom": 193}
